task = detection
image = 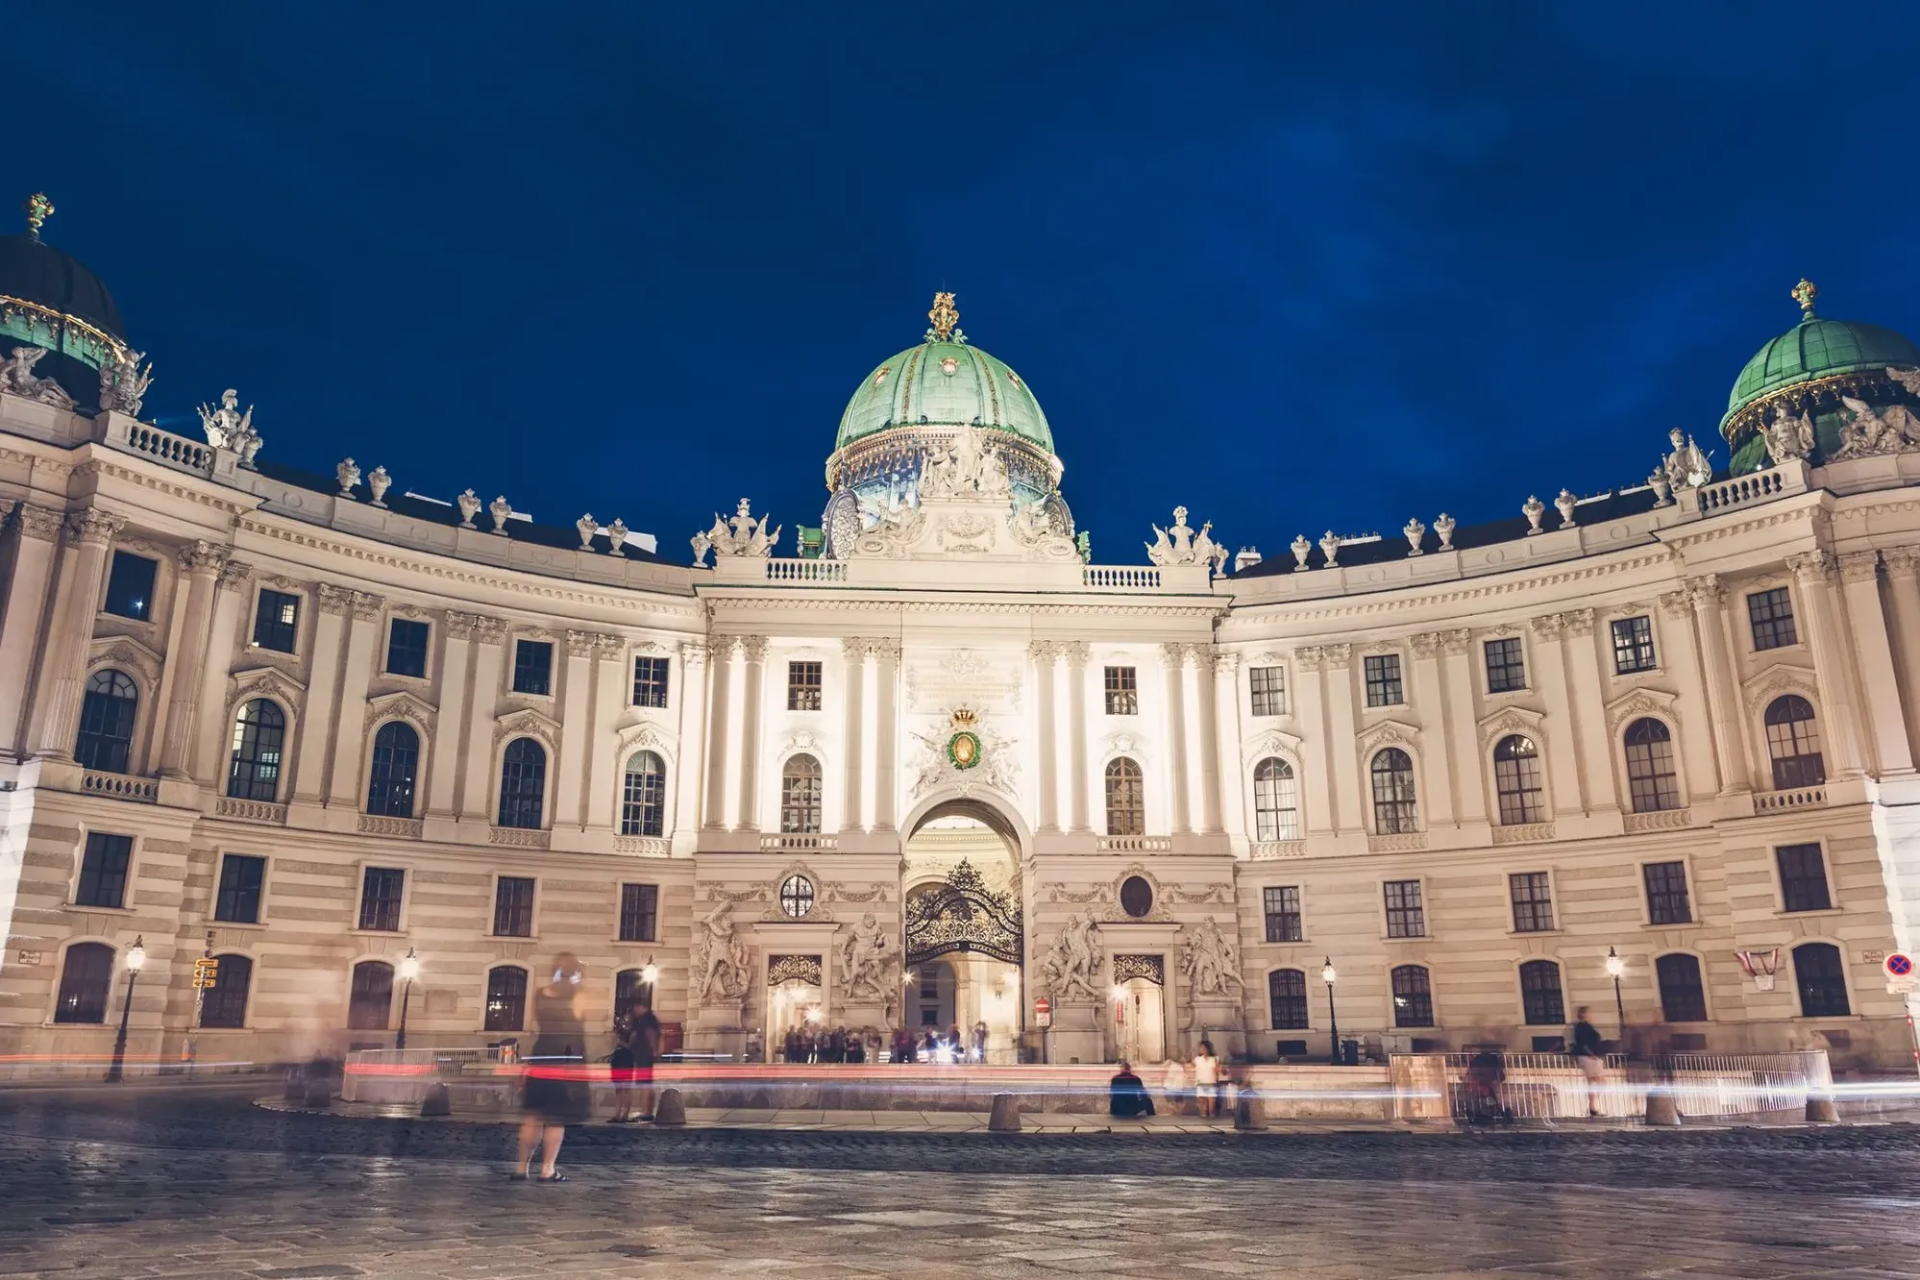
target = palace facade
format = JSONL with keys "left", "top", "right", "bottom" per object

{"left": 4, "top": 205, "right": 1920, "bottom": 1073}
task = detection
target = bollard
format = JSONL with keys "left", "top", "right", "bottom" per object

{"left": 282, "top": 1066, "right": 305, "bottom": 1103}
{"left": 988, "top": 1093, "right": 1022, "bottom": 1133}
{"left": 303, "top": 1078, "right": 333, "bottom": 1109}
{"left": 419, "top": 1081, "right": 451, "bottom": 1117}
{"left": 1233, "top": 1093, "right": 1268, "bottom": 1131}
{"left": 653, "top": 1087, "right": 687, "bottom": 1127}
{"left": 1805, "top": 1095, "right": 1839, "bottom": 1124}
{"left": 1643, "top": 1091, "right": 1679, "bottom": 1127}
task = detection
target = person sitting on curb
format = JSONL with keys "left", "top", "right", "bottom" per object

{"left": 1109, "top": 1060, "right": 1156, "bottom": 1119}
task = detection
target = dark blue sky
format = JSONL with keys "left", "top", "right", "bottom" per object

{"left": 13, "top": 4, "right": 1920, "bottom": 561}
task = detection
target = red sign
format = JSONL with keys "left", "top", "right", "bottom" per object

{"left": 1887, "top": 952, "right": 1914, "bottom": 978}
{"left": 1034, "top": 997, "right": 1051, "bottom": 1016}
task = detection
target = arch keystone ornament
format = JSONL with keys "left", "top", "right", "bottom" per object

{"left": 903, "top": 858, "right": 1023, "bottom": 968}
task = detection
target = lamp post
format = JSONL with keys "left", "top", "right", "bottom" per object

{"left": 1322, "top": 957, "right": 1340, "bottom": 1066}
{"left": 395, "top": 948, "right": 420, "bottom": 1051}
{"left": 1605, "top": 946, "right": 1626, "bottom": 1034}
{"left": 105, "top": 936, "right": 146, "bottom": 1084}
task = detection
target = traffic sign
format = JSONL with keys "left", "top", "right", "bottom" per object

{"left": 192, "top": 957, "right": 220, "bottom": 989}
{"left": 1886, "top": 952, "right": 1916, "bottom": 994}
{"left": 1034, "top": 996, "right": 1051, "bottom": 1029}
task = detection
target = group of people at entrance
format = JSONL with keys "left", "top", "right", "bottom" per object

{"left": 892, "top": 1022, "right": 989, "bottom": 1065}
{"left": 1110, "top": 1040, "right": 1225, "bottom": 1119}
{"left": 781, "top": 1024, "right": 875, "bottom": 1064}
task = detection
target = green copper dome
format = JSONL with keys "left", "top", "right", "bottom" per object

{"left": 834, "top": 295, "right": 1053, "bottom": 454}
{"left": 1721, "top": 280, "right": 1920, "bottom": 432}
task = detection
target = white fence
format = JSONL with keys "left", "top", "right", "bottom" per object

{"left": 1391, "top": 1050, "right": 1833, "bottom": 1122}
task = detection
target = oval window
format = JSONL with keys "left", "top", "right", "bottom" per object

{"left": 1119, "top": 875, "right": 1154, "bottom": 919}
{"left": 779, "top": 874, "right": 815, "bottom": 918}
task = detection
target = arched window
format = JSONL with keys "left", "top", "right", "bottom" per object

{"left": 1105, "top": 757, "right": 1145, "bottom": 836}
{"left": 1252, "top": 757, "right": 1299, "bottom": 841}
{"left": 226, "top": 699, "right": 287, "bottom": 801}
{"left": 497, "top": 738, "right": 546, "bottom": 829}
{"left": 1518, "top": 959, "right": 1564, "bottom": 1025}
{"left": 75, "top": 669, "right": 138, "bottom": 773}
{"left": 1792, "top": 942, "right": 1849, "bottom": 1018}
{"left": 1624, "top": 718, "right": 1681, "bottom": 812}
{"left": 1268, "top": 969, "right": 1308, "bottom": 1030}
{"left": 621, "top": 750, "right": 667, "bottom": 837}
{"left": 780, "top": 754, "right": 822, "bottom": 834}
{"left": 1370, "top": 749, "right": 1418, "bottom": 835}
{"left": 1390, "top": 964, "right": 1433, "bottom": 1027}
{"left": 347, "top": 960, "right": 394, "bottom": 1031}
{"left": 485, "top": 965, "right": 529, "bottom": 1032}
{"left": 1765, "top": 696, "right": 1825, "bottom": 790}
{"left": 199, "top": 954, "right": 253, "bottom": 1029}
{"left": 1492, "top": 735, "right": 1545, "bottom": 825}
{"left": 53, "top": 941, "right": 115, "bottom": 1024}
{"left": 1656, "top": 953, "right": 1707, "bottom": 1023}
{"left": 365, "top": 721, "right": 420, "bottom": 818}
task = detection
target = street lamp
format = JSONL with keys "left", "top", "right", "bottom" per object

{"left": 1322, "top": 957, "right": 1340, "bottom": 1066}
{"left": 1605, "top": 946, "right": 1626, "bottom": 1033}
{"left": 395, "top": 948, "right": 420, "bottom": 1051}
{"left": 105, "top": 936, "right": 145, "bottom": 1084}
{"left": 640, "top": 957, "right": 661, "bottom": 988}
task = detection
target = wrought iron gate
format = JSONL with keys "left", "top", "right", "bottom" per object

{"left": 903, "top": 859, "right": 1023, "bottom": 967}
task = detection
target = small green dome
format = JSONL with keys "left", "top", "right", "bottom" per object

{"left": 1721, "top": 281, "right": 1920, "bottom": 432}
{"left": 835, "top": 338, "right": 1053, "bottom": 454}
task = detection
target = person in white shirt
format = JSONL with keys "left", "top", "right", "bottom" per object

{"left": 1162, "top": 1057, "right": 1190, "bottom": 1114}
{"left": 1192, "top": 1040, "right": 1221, "bottom": 1118}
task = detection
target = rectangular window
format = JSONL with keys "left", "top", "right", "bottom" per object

{"left": 252, "top": 589, "right": 300, "bottom": 652}
{"left": 213, "top": 854, "right": 266, "bottom": 925}
{"left": 1643, "top": 860, "right": 1693, "bottom": 925}
{"left": 1747, "top": 587, "right": 1798, "bottom": 651}
{"left": 493, "top": 876, "right": 536, "bottom": 937}
{"left": 632, "top": 656, "right": 670, "bottom": 709}
{"left": 1611, "top": 616, "right": 1657, "bottom": 674}
{"left": 1263, "top": 885, "right": 1303, "bottom": 943}
{"left": 1484, "top": 637, "right": 1526, "bottom": 693}
{"left": 103, "top": 551, "right": 157, "bottom": 621}
{"left": 1509, "top": 871, "right": 1554, "bottom": 933}
{"left": 1104, "top": 666, "right": 1139, "bottom": 716}
{"left": 1776, "top": 843, "right": 1833, "bottom": 912}
{"left": 357, "top": 866, "right": 405, "bottom": 932}
{"left": 618, "top": 883, "right": 659, "bottom": 943}
{"left": 787, "top": 661, "right": 822, "bottom": 711}
{"left": 1364, "top": 654, "right": 1404, "bottom": 707}
{"left": 74, "top": 832, "right": 133, "bottom": 909}
{"left": 511, "top": 639, "right": 553, "bottom": 696}
{"left": 1384, "top": 879, "right": 1425, "bottom": 938}
{"left": 1249, "top": 666, "right": 1286, "bottom": 717}
{"left": 1268, "top": 969, "right": 1309, "bottom": 1030}
{"left": 386, "top": 618, "right": 430, "bottom": 678}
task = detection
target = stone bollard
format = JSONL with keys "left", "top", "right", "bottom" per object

{"left": 1805, "top": 1095, "right": 1839, "bottom": 1124}
{"left": 1643, "top": 1090, "right": 1679, "bottom": 1127}
{"left": 1234, "top": 1093, "right": 1269, "bottom": 1131}
{"left": 988, "top": 1093, "right": 1022, "bottom": 1133}
{"left": 653, "top": 1087, "right": 687, "bottom": 1127}
{"left": 419, "top": 1081, "right": 451, "bottom": 1117}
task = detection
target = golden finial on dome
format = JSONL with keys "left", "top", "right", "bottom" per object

{"left": 21, "top": 193, "right": 53, "bottom": 242}
{"left": 1791, "top": 277, "right": 1818, "bottom": 318}
{"left": 928, "top": 291, "right": 958, "bottom": 341}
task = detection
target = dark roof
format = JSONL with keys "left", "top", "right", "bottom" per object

{"left": 252, "top": 457, "right": 666, "bottom": 564}
{"left": 0, "top": 234, "right": 125, "bottom": 339}
{"left": 1227, "top": 486, "right": 1665, "bottom": 580}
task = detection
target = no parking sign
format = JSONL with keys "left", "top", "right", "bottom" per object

{"left": 1886, "top": 952, "right": 1916, "bottom": 994}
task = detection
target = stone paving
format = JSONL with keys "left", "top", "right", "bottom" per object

{"left": 3, "top": 1083, "right": 1919, "bottom": 1278}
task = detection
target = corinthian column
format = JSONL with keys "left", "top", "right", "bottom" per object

{"left": 1881, "top": 547, "right": 1920, "bottom": 763}
{"left": 1161, "top": 643, "right": 1191, "bottom": 834}
{"left": 703, "top": 637, "right": 736, "bottom": 830}
{"left": 872, "top": 638, "right": 901, "bottom": 831}
{"left": 1686, "top": 576, "right": 1751, "bottom": 793}
{"left": 841, "top": 638, "right": 868, "bottom": 832}
{"left": 1030, "top": 641, "right": 1060, "bottom": 833}
{"left": 1063, "top": 641, "right": 1091, "bottom": 833}
{"left": 325, "top": 591, "right": 386, "bottom": 808}
{"left": 1194, "top": 645, "right": 1224, "bottom": 834}
{"left": 735, "top": 635, "right": 768, "bottom": 830}
{"left": 1838, "top": 551, "right": 1914, "bottom": 775}
{"left": 0, "top": 505, "right": 66, "bottom": 759}
{"left": 674, "top": 641, "right": 709, "bottom": 836}
{"left": 28, "top": 509, "right": 125, "bottom": 760}
{"left": 157, "top": 541, "right": 229, "bottom": 778}
{"left": 1788, "top": 552, "right": 1867, "bottom": 778}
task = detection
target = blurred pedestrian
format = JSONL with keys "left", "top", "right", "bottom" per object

{"left": 515, "top": 953, "right": 589, "bottom": 1182}
{"left": 1192, "top": 1040, "right": 1221, "bottom": 1118}
{"left": 1162, "top": 1056, "right": 1190, "bottom": 1115}
{"left": 970, "top": 1021, "right": 988, "bottom": 1064}
{"left": 1109, "top": 1060, "right": 1155, "bottom": 1118}
{"left": 1462, "top": 1045, "right": 1507, "bottom": 1125}
{"left": 627, "top": 994, "right": 662, "bottom": 1122}
{"left": 608, "top": 1001, "right": 639, "bottom": 1124}
{"left": 1570, "top": 1006, "right": 1606, "bottom": 1117}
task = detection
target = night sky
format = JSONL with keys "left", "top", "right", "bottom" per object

{"left": 12, "top": 4, "right": 1920, "bottom": 562}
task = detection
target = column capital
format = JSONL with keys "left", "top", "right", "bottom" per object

{"left": 1028, "top": 638, "right": 1061, "bottom": 663}
{"left": 176, "top": 539, "right": 229, "bottom": 576}
{"left": 15, "top": 503, "right": 65, "bottom": 542}
{"left": 679, "top": 639, "right": 710, "bottom": 667}
{"left": 1839, "top": 550, "right": 1882, "bottom": 584}
{"left": 1059, "top": 640, "right": 1089, "bottom": 668}
{"left": 348, "top": 589, "right": 384, "bottom": 622}
{"left": 317, "top": 584, "right": 353, "bottom": 616}
{"left": 1441, "top": 628, "right": 1473, "bottom": 657}
{"left": 1295, "top": 645, "right": 1324, "bottom": 672}
{"left": 1658, "top": 589, "right": 1692, "bottom": 619}
{"left": 592, "top": 632, "right": 624, "bottom": 659}
{"left": 869, "top": 637, "right": 902, "bottom": 662}
{"left": 1322, "top": 642, "right": 1352, "bottom": 670}
{"left": 1561, "top": 607, "right": 1595, "bottom": 638}
{"left": 1213, "top": 649, "right": 1239, "bottom": 676}
{"left": 1408, "top": 632, "right": 1441, "bottom": 660}
{"left": 1882, "top": 545, "right": 1920, "bottom": 577}
{"left": 1685, "top": 574, "right": 1726, "bottom": 609}
{"left": 1529, "top": 613, "right": 1565, "bottom": 640}
{"left": 218, "top": 559, "right": 254, "bottom": 591}
{"left": 565, "top": 628, "right": 602, "bottom": 657}
{"left": 1159, "top": 641, "right": 1186, "bottom": 669}
{"left": 737, "top": 635, "right": 770, "bottom": 663}
{"left": 63, "top": 508, "right": 124, "bottom": 547}
{"left": 1786, "top": 550, "right": 1838, "bottom": 586}
{"left": 841, "top": 636, "right": 873, "bottom": 662}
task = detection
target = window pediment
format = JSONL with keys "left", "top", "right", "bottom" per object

{"left": 1605, "top": 686, "right": 1679, "bottom": 736}
{"left": 1742, "top": 663, "right": 1818, "bottom": 715}
{"left": 230, "top": 665, "right": 307, "bottom": 708}
{"left": 1477, "top": 704, "right": 1545, "bottom": 749}
{"left": 493, "top": 707, "right": 561, "bottom": 751}
{"left": 365, "top": 689, "right": 436, "bottom": 735}
{"left": 1356, "top": 718, "right": 1420, "bottom": 756}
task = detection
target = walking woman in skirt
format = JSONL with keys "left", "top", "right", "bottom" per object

{"left": 514, "top": 952, "right": 591, "bottom": 1181}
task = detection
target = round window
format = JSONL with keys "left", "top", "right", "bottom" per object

{"left": 1119, "top": 875, "right": 1154, "bottom": 919}
{"left": 779, "top": 874, "right": 815, "bottom": 918}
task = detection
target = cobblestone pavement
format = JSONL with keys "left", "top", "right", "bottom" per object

{"left": 3, "top": 1084, "right": 1919, "bottom": 1279}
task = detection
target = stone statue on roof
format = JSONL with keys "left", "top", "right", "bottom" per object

{"left": 0, "top": 346, "right": 74, "bottom": 410}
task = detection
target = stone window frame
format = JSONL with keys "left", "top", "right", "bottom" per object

{"left": 1490, "top": 732, "right": 1549, "bottom": 826}
{"left": 492, "top": 733, "right": 554, "bottom": 831}
{"left": 508, "top": 635, "right": 557, "bottom": 700}
{"left": 1504, "top": 867, "right": 1558, "bottom": 936}
{"left": 1379, "top": 875, "right": 1428, "bottom": 940}
{"left": 1770, "top": 839, "right": 1839, "bottom": 916}
{"left": 1513, "top": 956, "right": 1567, "bottom": 1027}
{"left": 210, "top": 849, "right": 273, "bottom": 927}
{"left": 1265, "top": 965, "right": 1312, "bottom": 1031}
{"left": 1653, "top": 949, "right": 1713, "bottom": 1024}
{"left": 45, "top": 937, "right": 124, "bottom": 1027}
{"left": 244, "top": 579, "right": 310, "bottom": 660}
{"left": 66, "top": 827, "right": 144, "bottom": 915}
{"left": 101, "top": 546, "right": 163, "bottom": 625}
{"left": 1366, "top": 745, "right": 1421, "bottom": 837}
{"left": 1260, "top": 883, "right": 1305, "bottom": 944}
{"left": 1619, "top": 714, "right": 1685, "bottom": 814}
{"left": 364, "top": 715, "right": 428, "bottom": 820}
{"left": 351, "top": 860, "right": 413, "bottom": 936}
{"left": 81, "top": 641, "right": 163, "bottom": 775}
{"left": 1481, "top": 633, "right": 1528, "bottom": 696}
{"left": 381, "top": 610, "right": 435, "bottom": 683}
{"left": 346, "top": 955, "right": 398, "bottom": 1032}
{"left": 1634, "top": 854, "right": 1698, "bottom": 928}
{"left": 1788, "top": 938, "right": 1855, "bottom": 1020}
{"left": 1745, "top": 584, "right": 1802, "bottom": 654}
{"left": 1249, "top": 753, "right": 1302, "bottom": 842}
{"left": 776, "top": 748, "right": 827, "bottom": 835}
{"left": 1361, "top": 651, "right": 1405, "bottom": 709}
{"left": 1387, "top": 962, "right": 1437, "bottom": 1029}
{"left": 218, "top": 678, "right": 305, "bottom": 800}
{"left": 196, "top": 948, "right": 258, "bottom": 1031}
{"left": 1102, "top": 754, "right": 1148, "bottom": 837}
{"left": 225, "top": 696, "right": 292, "bottom": 804}
{"left": 488, "top": 873, "right": 541, "bottom": 940}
